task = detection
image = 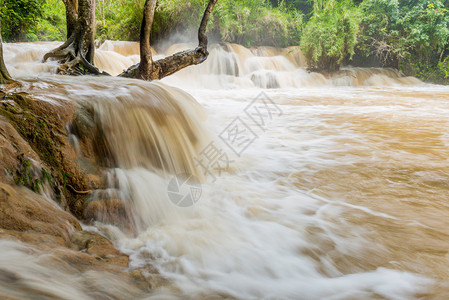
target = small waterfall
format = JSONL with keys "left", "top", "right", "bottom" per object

{"left": 75, "top": 80, "right": 208, "bottom": 232}
{"left": 20, "top": 75, "right": 209, "bottom": 233}
{"left": 98, "top": 40, "right": 147, "bottom": 56}
{"left": 330, "top": 68, "right": 422, "bottom": 86}
{"left": 3, "top": 42, "right": 61, "bottom": 77}
{"left": 95, "top": 40, "right": 158, "bottom": 76}
{"left": 94, "top": 50, "right": 140, "bottom": 76}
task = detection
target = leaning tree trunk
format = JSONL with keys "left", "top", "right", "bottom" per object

{"left": 0, "top": 24, "right": 14, "bottom": 84}
{"left": 120, "top": 0, "right": 218, "bottom": 81}
{"left": 43, "top": 0, "right": 103, "bottom": 75}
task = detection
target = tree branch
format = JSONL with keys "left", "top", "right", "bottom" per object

{"left": 120, "top": 0, "right": 218, "bottom": 81}
{"left": 198, "top": 0, "right": 217, "bottom": 49}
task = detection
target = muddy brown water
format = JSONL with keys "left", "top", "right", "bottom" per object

{"left": 1, "top": 41, "right": 449, "bottom": 299}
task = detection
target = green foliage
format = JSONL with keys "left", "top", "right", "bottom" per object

{"left": 0, "top": 0, "right": 65, "bottom": 42}
{"left": 400, "top": 1, "right": 449, "bottom": 63}
{"left": 360, "top": 0, "right": 449, "bottom": 82}
{"left": 38, "top": 0, "right": 66, "bottom": 41}
{"left": 209, "top": 0, "right": 303, "bottom": 47}
{"left": 13, "top": 156, "right": 50, "bottom": 193}
{"left": 95, "top": 0, "right": 145, "bottom": 42}
{"left": 0, "top": 0, "right": 42, "bottom": 41}
{"left": 270, "top": 0, "right": 314, "bottom": 18}
{"left": 300, "top": 0, "right": 361, "bottom": 71}
{"left": 94, "top": 0, "right": 302, "bottom": 48}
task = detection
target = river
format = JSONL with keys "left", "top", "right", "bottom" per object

{"left": 1, "top": 41, "right": 449, "bottom": 299}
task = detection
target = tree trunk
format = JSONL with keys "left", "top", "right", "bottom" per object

{"left": 63, "top": 0, "right": 79, "bottom": 38}
{"left": 0, "top": 24, "right": 14, "bottom": 84}
{"left": 43, "top": 0, "right": 103, "bottom": 75}
{"left": 77, "top": 0, "right": 96, "bottom": 64}
{"left": 120, "top": 0, "right": 218, "bottom": 81}
{"left": 138, "top": 0, "right": 157, "bottom": 78}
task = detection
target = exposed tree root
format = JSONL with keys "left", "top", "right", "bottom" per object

{"left": 43, "top": 38, "right": 109, "bottom": 76}
{"left": 42, "top": 0, "right": 110, "bottom": 76}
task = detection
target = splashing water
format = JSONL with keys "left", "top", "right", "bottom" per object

{"left": 1, "top": 41, "right": 449, "bottom": 299}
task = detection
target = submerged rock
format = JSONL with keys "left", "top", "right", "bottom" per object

{"left": 0, "top": 182, "right": 81, "bottom": 245}
{"left": 71, "top": 230, "right": 129, "bottom": 267}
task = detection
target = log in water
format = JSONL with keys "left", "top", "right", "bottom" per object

{"left": 1, "top": 41, "right": 449, "bottom": 299}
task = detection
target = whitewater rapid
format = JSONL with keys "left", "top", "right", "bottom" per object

{"left": 2, "top": 41, "right": 449, "bottom": 299}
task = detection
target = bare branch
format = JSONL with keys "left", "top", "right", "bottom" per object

{"left": 198, "top": 0, "right": 218, "bottom": 49}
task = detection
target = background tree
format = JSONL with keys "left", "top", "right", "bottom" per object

{"left": 360, "top": 0, "right": 449, "bottom": 81}
{"left": 300, "top": 0, "right": 361, "bottom": 72}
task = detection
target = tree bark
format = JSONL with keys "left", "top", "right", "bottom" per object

{"left": 0, "top": 24, "right": 14, "bottom": 84}
{"left": 43, "top": 0, "right": 103, "bottom": 75}
{"left": 77, "top": 0, "right": 96, "bottom": 64}
{"left": 63, "top": 0, "right": 79, "bottom": 38}
{"left": 120, "top": 0, "right": 218, "bottom": 81}
{"left": 139, "top": 0, "right": 157, "bottom": 78}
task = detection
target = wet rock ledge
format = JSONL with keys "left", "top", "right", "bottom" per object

{"left": 0, "top": 87, "right": 154, "bottom": 298}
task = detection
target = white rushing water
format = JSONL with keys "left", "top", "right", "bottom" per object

{"left": 2, "top": 41, "right": 449, "bottom": 299}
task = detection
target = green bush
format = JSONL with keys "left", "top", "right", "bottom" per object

{"left": 359, "top": 0, "right": 449, "bottom": 82}
{"left": 300, "top": 0, "right": 361, "bottom": 71}
{"left": 37, "top": 0, "right": 66, "bottom": 41}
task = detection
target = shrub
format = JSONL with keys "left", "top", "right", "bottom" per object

{"left": 300, "top": 0, "right": 361, "bottom": 71}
